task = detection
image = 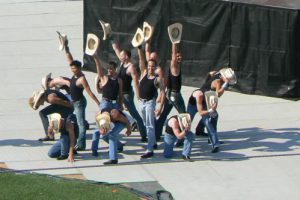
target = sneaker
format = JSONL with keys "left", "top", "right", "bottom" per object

{"left": 103, "top": 160, "right": 118, "bottom": 165}
{"left": 131, "top": 122, "right": 138, "bottom": 132}
{"left": 211, "top": 146, "right": 220, "bottom": 153}
{"left": 141, "top": 151, "right": 154, "bottom": 159}
{"left": 208, "top": 139, "right": 224, "bottom": 145}
{"left": 92, "top": 151, "right": 98, "bottom": 157}
{"left": 182, "top": 155, "right": 194, "bottom": 162}
{"left": 74, "top": 146, "right": 85, "bottom": 151}
{"left": 57, "top": 155, "right": 68, "bottom": 160}
{"left": 153, "top": 143, "right": 158, "bottom": 149}
{"left": 196, "top": 131, "right": 208, "bottom": 137}
{"left": 38, "top": 136, "right": 54, "bottom": 142}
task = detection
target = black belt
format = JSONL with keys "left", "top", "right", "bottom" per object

{"left": 102, "top": 97, "right": 117, "bottom": 103}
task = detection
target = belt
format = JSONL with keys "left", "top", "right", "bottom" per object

{"left": 139, "top": 98, "right": 153, "bottom": 103}
{"left": 122, "top": 91, "right": 130, "bottom": 95}
{"left": 102, "top": 97, "right": 117, "bottom": 104}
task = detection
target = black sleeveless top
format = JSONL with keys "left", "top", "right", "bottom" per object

{"left": 44, "top": 89, "right": 70, "bottom": 103}
{"left": 201, "top": 73, "right": 222, "bottom": 93}
{"left": 118, "top": 63, "right": 132, "bottom": 93}
{"left": 139, "top": 74, "right": 157, "bottom": 100}
{"left": 70, "top": 74, "right": 84, "bottom": 101}
{"left": 60, "top": 114, "right": 79, "bottom": 138}
{"left": 167, "top": 68, "right": 182, "bottom": 92}
{"left": 188, "top": 89, "right": 207, "bottom": 110}
{"left": 165, "top": 115, "right": 182, "bottom": 136}
{"left": 102, "top": 78, "right": 119, "bottom": 100}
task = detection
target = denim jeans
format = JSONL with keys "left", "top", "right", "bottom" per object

{"left": 99, "top": 99, "right": 118, "bottom": 111}
{"left": 73, "top": 97, "right": 87, "bottom": 149}
{"left": 163, "top": 131, "right": 194, "bottom": 158}
{"left": 39, "top": 104, "right": 73, "bottom": 136}
{"left": 187, "top": 103, "right": 220, "bottom": 148}
{"left": 196, "top": 115, "right": 218, "bottom": 134}
{"left": 155, "top": 89, "right": 186, "bottom": 139}
{"left": 48, "top": 134, "right": 70, "bottom": 158}
{"left": 123, "top": 90, "right": 146, "bottom": 138}
{"left": 91, "top": 122, "right": 124, "bottom": 160}
{"left": 140, "top": 99, "right": 156, "bottom": 152}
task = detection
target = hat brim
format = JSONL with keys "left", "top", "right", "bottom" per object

{"left": 33, "top": 91, "right": 45, "bottom": 110}
{"left": 168, "top": 23, "right": 183, "bottom": 44}
{"left": 96, "top": 113, "right": 112, "bottom": 134}
{"left": 99, "top": 20, "right": 112, "bottom": 40}
{"left": 220, "top": 68, "right": 237, "bottom": 85}
{"left": 85, "top": 33, "right": 100, "bottom": 56}
{"left": 48, "top": 113, "right": 62, "bottom": 133}
{"left": 56, "top": 31, "right": 67, "bottom": 51}
{"left": 131, "top": 28, "right": 144, "bottom": 47}
{"left": 41, "top": 73, "right": 52, "bottom": 90}
{"left": 143, "top": 21, "right": 154, "bottom": 42}
{"left": 177, "top": 113, "right": 191, "bottom": 131}
{"left": 204, "top": 91, "right": 218, "bottom": 110}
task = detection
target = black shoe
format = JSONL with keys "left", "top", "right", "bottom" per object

{"left": 57, "top": 155, "right": 68, "bottom": 160}
{"left": 74, "top": 146, "right": 85, "bottom": 151}
{"left": 103, "top": 160, "right": 118, "bottom": 165}
{"left": 153, "top": 143, "right": 158, "bottom": 149}
{"left": 141, "top": 137, "right": 148, "bottom": 143}
{"left": 196, "top": 132, "right": 208, "bottom": 137}
{"left": 211, "top": 146, "right": 219, "bottom": 153}
{"left": 175, "top": 140, "right": 184, "bottom": 147}
{"left": 141, "top": 151, "right": 154, "bottom": 158}
{"left": 182, "top": 155, "right": 194, "bottom": 162}
{"left": 73, "top": 150, "right": 78, "bottom": 155}
{"left": 156, "top": 137, "right": 162, "bottom": 142}
{"left": 85, "top": 120, "right": 90, "bottom": 130}
{"left": 38, "top": 136, "right": 54, "bottom": 142}
{"left": 131, "top": 122, "right": 138, "bottom": 132}
{"left": 92, "top": 151, "right": 98, "bottom": 157}
{"left": 208, "top": 139, "right": 224, "bottom": 145}
{"left": 118, "top": 143, "right": 124, "bottom": 153}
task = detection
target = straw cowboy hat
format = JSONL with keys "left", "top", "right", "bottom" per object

{"left": 143, "top": 21, "right": 154, "bottom": 42}
{"left": 95, "top": 112, "right": 113, "bottom": 135}
{"left": 41, "top": 73, "right": 52, "bottom": 90}
{"left": 56, "top": 31, "right": 68, "bottom": 51}
{"left": 85, "top": 33, "right": 100, "bottom": 56}
{"left": 131, "top": 28, "right": 144, "bottom": 47}
{"left": 94, "top": 74, "right": 102, "bottom": 94}
{"left": 167, "top": 23, "right": 183, "bottom": 44}
{"left": 219, "top": 68, "right": 237, "bottom": 85}
{"left": 99, "top": 20, "right": 112, "bottom": 40}
{"left": 28, "top": 90, "right": 45, "bottom": 110}
{"left": 48, "top": 113, "right": 62, "bottom": 134}
{"left": 177, "top": 113, "right": 191, "bottom": 131}
{"left": 204, "top": 91, "right": 218, "bottom": 110}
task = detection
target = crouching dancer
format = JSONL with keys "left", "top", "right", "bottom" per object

{"left": 48, "top": 113, "right": 78, "bottom": 162}
{"left": 93, "top": 108, "right": 132, "bottom": 165}
{"left": 164, "top": 113, "right": 195, "bottom": 161}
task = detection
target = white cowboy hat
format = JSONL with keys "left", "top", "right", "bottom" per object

{"left": 177, "top": 113, "right": 191, "bottom": 131}
{"left": 41, "top": 73, "right": 52, "bottom": 90}
{"left": 219, "top": 67, "right": 237, "bottom": 85}
{"left": 204, "top": 91, "right": 218, "bottom": 110}
{"left": 48, "top": 113, "right": 62, "bottom": 134}
{"left": 143, "top": 21, "right": 154, "bottom": 42}
{"left": 95, "top": 112, "right": 112, "bottom": 135}
{"left": 85, "top": 33, "right": 100, "bottom": 56}
{"left": 28, "top": 90, "right": 45, "bottom": 110}
{"left": 167, "top": 23, "right": 183, "bottom": 44}
{"left": 131, "top": 28, "right": 144, "bottom": 47}
{"left": 94, "top": 74, "right": 102, "bottom": 94}
{"left": 99, "top": 20, "right": 112, "bottom": 40}
{"left": 56, "top": 31, "right": 68, "bottom": 51}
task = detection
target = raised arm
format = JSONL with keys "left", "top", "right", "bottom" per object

{"left": 138, "top": 47, "right": 147, "bottom": 76}
{"left": 170, "top": 43, "right": 179, "bottom": 75}
{"left": 93, "top": 54, "right": 105, "bottom": 81}
{"left": 112, "top": 41, "right": 122, "bottom": 61}
{"left": 64, "top": 42, "right": 74, "bottom": 65}
{"left": 145, "top": 41, "right": 151, "bottom": 61}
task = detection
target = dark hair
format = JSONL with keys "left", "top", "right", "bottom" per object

{"left": 148, "top": 59, "right": 157, "bottom": 66}
{"left": 123, "top": 50, "right": 131, "bottom": 58}
{"left": 70, "top": 60, "right": 82, "bottom": 68}
{"left": 108, "top": 61, "right": 117, "bottom": 69}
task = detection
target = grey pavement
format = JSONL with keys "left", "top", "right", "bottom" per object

{"left": 1, "top": 0, "right": 300, "bottom": 199}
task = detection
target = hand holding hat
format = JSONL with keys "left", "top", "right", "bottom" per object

{"left": 99, "top": 20, "right": 112, "bottom": 40}
{"left": 56, "top": 31, "right": 68, "bottom": 51}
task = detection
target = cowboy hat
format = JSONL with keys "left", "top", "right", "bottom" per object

{"left": 95, "top": 112, "right": 112, "bottom": 135}
{"left": 143, "top": 21, "right": 154, "bottom": 42}
{"left": 204, "top": 91, "right": 218, "bottom": 110}
{"left": 85, "top": 33, "right": 100, "bottom": 56}
{"left": 131, "top": 28, "right": 144, "bottom": 47}
{"left": 99, "top": 20, "right": 112, "bottom": 40}
{"left": 56, "top": 31, "right": 68, "bottom": 51}
{"left": 41, "top": 73, "right": 52, "bottom": 90}
{"left": 167, "top": 23, "right": 183, "bottom": 44}
{"left": 28, "top": 90, "right": 45, "bottom": 110}
{"left": 177, "top": 113, "right": 191, "bottom": 131}
{"left": 219, "top": 68, "right": 237, "bottom": 85}
{"left": 48, "top": 113, "right": 62, "bottom": 134}
{"left": 94, "top": 74, "right": 102, "bottom": 94}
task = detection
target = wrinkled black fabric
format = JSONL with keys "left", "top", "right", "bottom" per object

{"left": 83, "top": 0, "right": 300, "bottom": 99}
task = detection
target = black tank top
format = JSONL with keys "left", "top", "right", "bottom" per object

{"left": 118, "top": 63, "right": 132, "bottom": 93}
{"left": 165, "top": 115, "right": 182, "bottom": 136}
{"left": 139, "top": 74, "right": 157, "bottom": 100}
{"left": 188, "top": 89, "right": 207, "bottom": 110}
{"left": 70, "top": 74, "right": 84, "bottom": 101}
{"left": 102, "top": 78, "right": 119, "bottom": 100}
{"left": 44, "top": 89, "right": 70, "bottom": 103}
{"left": 167, "top": 68, "right": 182, "bottom": 91}
{"left": 201, "top": 73, "right": 222, "bottom": 93}
{"left": 60, "top": 114, "right": 79, "bottom": 138}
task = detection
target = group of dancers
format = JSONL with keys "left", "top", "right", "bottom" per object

{"left": 28, "top": 21, "right": 237, "bottom": 164}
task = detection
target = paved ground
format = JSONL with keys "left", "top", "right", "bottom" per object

{"left": 1, "top": 0, "right": 300, "bottom": 199}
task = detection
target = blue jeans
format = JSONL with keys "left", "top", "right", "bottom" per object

{"left": 39, "top": 104, "right": 73, "bottom": 136}
{"left": 156, "top": 89, "right": 186, "bottom": 139}
{"left": 196, "top": 115, "right": 218, "bottom": 134}
{"left": 48, "top": 134, "right": 70, "bottom": 158}
{"left": 73, "top": 97, "right": 87, "bottom": 149}
{"left": 99, "top": 99, "right": 118, "bottom": 111}
{"left": 187, "top": 103, "right": 220, "bottom": 148}
{"left": 123, "top": 90, "right": 146, "bottom": 138}
{"left": 140, "top": 99, "right": 156, "bottom": 152}
{"left": 91, "top": 122, "right": 124, "bottom": 160}
{"left": 163, "top": 131, "right": 194, "bottom": 158}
